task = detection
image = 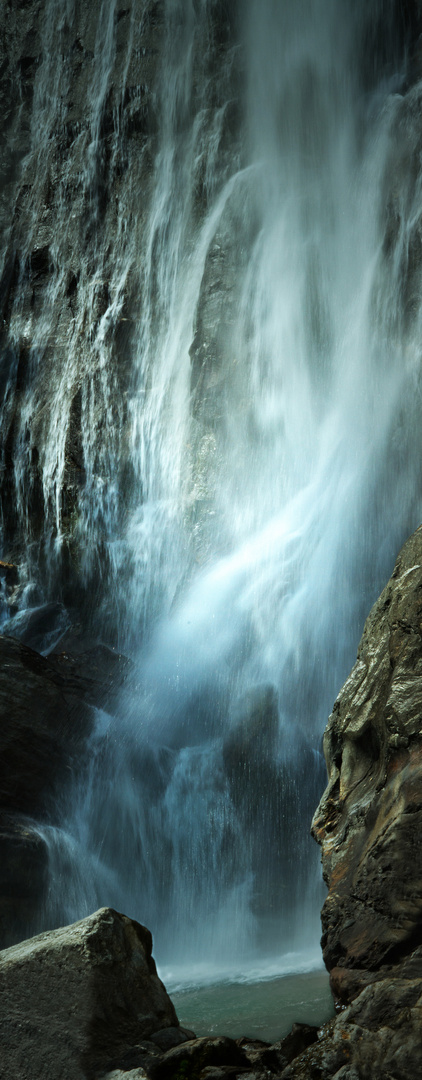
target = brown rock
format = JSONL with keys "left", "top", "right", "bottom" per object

{"left": 48, "top": 635, "right": 133, "bottom": 712}
{"left": 271, "top": 1023, "right": 319, "bottom": 1067}
{"left": 289, "top": 525, "right": 422, "bottom": 1078}
{"left": 96, "top": 1039, "right": 162, "bottom": 1077}
{"left": 150, "top": 1028, "right": 192, "bottom": 1052}
{"left": 279, "top": 977, "right": 422, "bottom": 1079}
{"left": 312, "top": 525, "right": 422, "bottom": 985}
{"left": 0, "top": 907, "right": 179, "bottom": 1080}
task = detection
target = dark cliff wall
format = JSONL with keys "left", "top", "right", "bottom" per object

{"left": 0, "top": 0, "right": 421, "bottom": 650}
{"left": 0, "top": 0, "right": 243, "bottom": 641}
{"left": 272, "top": 526, "right": 422, "bottom": 1079}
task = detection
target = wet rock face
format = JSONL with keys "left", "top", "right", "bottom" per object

{"left": 312, "top": 524, "right": 422, "bottom": 1001}
{"left": 0, "top": 0, "right": 244, "bottom": 633}
{"left": 0, "top": 634, "right": 93, "bottom": 816}
{"left": 277, "top": 527, "right": 422, "bottom": 1077}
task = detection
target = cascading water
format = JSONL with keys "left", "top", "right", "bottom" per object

{"left": 2, "top": 0, "right": 422, "bottom": 978}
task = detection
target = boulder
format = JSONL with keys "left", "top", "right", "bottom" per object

{"left": 153, "top": 1036, "right": 249, "bottom": 1080}
{"left": 0, "top": 907, "right": 179, "bottom": 1080}
{"left": 276, "top": 977, "right": 422, "bottom": 1079}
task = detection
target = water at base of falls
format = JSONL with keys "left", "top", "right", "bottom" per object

{"left": 169, "top": 969, "right": 334, "bottom": 1043}
{"left": 2, "top": 0, "right": 422, "bottom": 983}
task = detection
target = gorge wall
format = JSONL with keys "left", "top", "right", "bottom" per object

{"left": 2, "top": 0, "right": 422, "bottom": 974}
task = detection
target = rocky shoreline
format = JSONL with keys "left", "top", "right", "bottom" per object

{"left": 0, "top": 528, "right": 421, "bottom": 1078}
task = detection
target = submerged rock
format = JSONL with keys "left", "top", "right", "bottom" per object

{"left": 0, "top": 907, "right": 179, "bottom": 1080}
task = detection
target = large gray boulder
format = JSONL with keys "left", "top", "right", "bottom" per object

{"left": 0, "top": 906, "right": 179, "bottom": 1080}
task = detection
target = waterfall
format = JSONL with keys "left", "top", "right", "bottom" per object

{"left": 2, "top": 0, "right": 422, "bottom": 974}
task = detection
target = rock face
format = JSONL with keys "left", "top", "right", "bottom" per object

{"left": 0, "top": 0, "right": 242, "bottom": 635}
{"left": 0, "top": 814, "right": 48, "bottom": 954}
{"left": 0, "top": 906, "right": 179, "bottom": 1080}
{"left": 312, "top": 525, "right": 422, "bottom": 1000}
{"left": 284, "top": 525, "right": 422, "bottom": 1079}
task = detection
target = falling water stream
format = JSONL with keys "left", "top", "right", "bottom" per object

{"left": 2, "top": 0, "right": 422, "bottom": 1019}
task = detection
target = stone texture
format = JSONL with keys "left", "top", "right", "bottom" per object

{"left": 0, "top": 907, "right": 179, "bottom": 1080}
{"left": 285, "top": 524, "right": 422, "bottom": 1078}
{"left": 277, "top": 976, "right": 422, "bottom": 1079}
{"left": 149, "top": 1028, "right": 194, "bottom": 1052}
{"left": 0, "top": 813, "right": 48, "bottom": 949}
{"left": 153, "top": 1036, "right": 249, "bottom": 1080}
{"left": 0, "top": 633, "right": 93, "bottom": 816}
{"left": 312, "top": 525, "right": 422, "bottom": 992}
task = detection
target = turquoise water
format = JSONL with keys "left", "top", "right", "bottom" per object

{"left": 170, "top": 970, "right": 334, "bottom": 1044}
